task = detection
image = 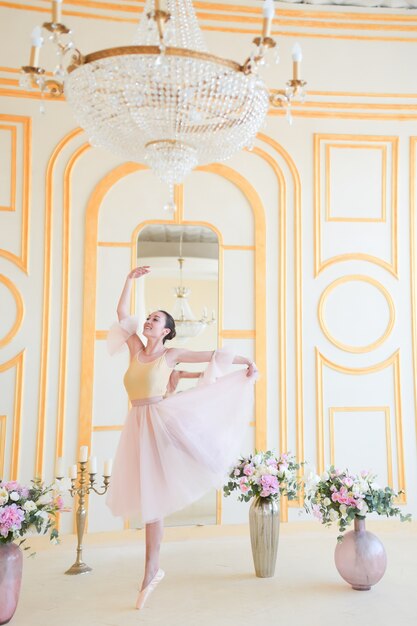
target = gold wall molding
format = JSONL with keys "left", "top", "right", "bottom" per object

{"left": 0, "top": 124, "right": 16, "bottom": 212}
{"left": 0, "top": 350, "right": 25, "bottom": 480}
{"left": 0, "top": 416, "right": 6, "bottom": 477}
{"left": 5, "top": 1, "right": 417, "bottom": 42}
{"left": 315, "top": 349, "right": 405, "bottom": 503}
{"left": 56, "top": 142, "right": 91, "bottom": 461}
{"left": 257, "top": 133, "right": 304, "bottom": 510}
{"left": 220, "top": 330, "right": 255, "bottom": 339}
{"left": 0, "top": 275, "right": 24, "bottom": 349}
{"left": 35, "top": 127, "right": 83, "bottom": 478}
{"left": 409, "top": 137, "right": 417, "bottom": 461}
{"left": 0, "top": 115, "right": 31, "bottom": 273}
{"left": 329, "top": 406, "right": 393, "bottom": 487}
{"left": 325, "top": 144, "right": 387, "bottom": 223}
{"left": 314, "top": 134, "right": 398, "bottom": 277}
{"left": 318, "top": 275, "right": 395, "bottom": 354}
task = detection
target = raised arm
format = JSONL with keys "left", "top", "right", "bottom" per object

{"left": 117, "top": 266, "right": 150, "bottom": 356}
{"left": 167, "top": 348, "right": 257, "bottom": 377}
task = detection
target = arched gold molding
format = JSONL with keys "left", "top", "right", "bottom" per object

{"left": 35, "top": 127, "right": 84, "bottom": 478}
{"left": 80, "top": 162, "right": 266, "bottom": 444}
{"left": 56, "top": 142, "right": 91, "bottom": 462}
{"left": 0, "top": 114, "right": 31, "bottom": 273}
{"left": 0, "top": 350, "right": 25, "bottom": 479}
{"left": 250, "top": 145, "right": 288, "bottom": 521}
{"left": 257, "top": 133, "right": 304, "bottom": 503}
{"left": 78, "top": 163, "right": 147, "bottom": 458}
{"left": 196, "top": 162, "right": 266, "bottom": 451}
{"left": 0, "top": 275, "right": 24, "bottom": 348}
{"left": 318, "top": 275, "right": 395, "bottom": 354}
{"left": 313, "top": 133, "right": 399, "bottom": 277}
{"left": 315, "top": 349, "right": 405, "bottom": 503}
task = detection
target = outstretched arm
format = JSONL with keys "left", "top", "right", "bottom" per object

{"left": 117, "top": 266, "right": 150, "bottom": 356}
{"left": 167, "top": 348, "right": 257, "bottom": 378}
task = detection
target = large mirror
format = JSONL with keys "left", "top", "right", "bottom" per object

{"left": 136, "top": 224, "right": 219, "bottom": 526}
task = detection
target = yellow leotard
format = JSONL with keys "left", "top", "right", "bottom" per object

{"left": 123, "top": 350, "right": 173, "bottom": 401}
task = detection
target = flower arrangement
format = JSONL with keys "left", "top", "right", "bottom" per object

{"left": 0, "top": 479, "right": 67, "bottom": 553}
{"left": 223, "top": 451, "right": 301, "bottom": 502}
{"left": 304, "top": 465, "right": 411, "bottom": 540}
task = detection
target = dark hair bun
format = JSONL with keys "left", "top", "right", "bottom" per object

{"left": 159, "top": 310, "right": 176, "bottom": 344}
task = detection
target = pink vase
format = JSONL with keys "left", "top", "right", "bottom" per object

{"left": 0, "top": 543, "right": 23, "bottom": 624}
{"left": 334, "top": 516, "right": 387, "bottom": 591}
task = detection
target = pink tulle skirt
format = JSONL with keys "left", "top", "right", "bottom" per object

{"left": 106, "top": 359, "right": 256, "bottom": 524}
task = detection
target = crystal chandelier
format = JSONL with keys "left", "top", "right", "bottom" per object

{"left": 172, "top": 234, "right": 215, "bottom": 340}
{"left": 21, "top": 0, "right": 307, "bottom": 209}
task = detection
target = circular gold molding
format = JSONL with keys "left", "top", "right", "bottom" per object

{"left": 0, "top": 276, "right": 24, "bottom": 349}
{"left": 318, "top": 275, "right": 395, "bottom": 354}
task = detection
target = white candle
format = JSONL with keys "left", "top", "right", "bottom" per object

{"left": 69, "top": 464, "right": 78, "bottom": 479}
{"left": 263, "top": 0, "right": 275, "bottom": 19}
{"left": 292, "top": 43, "right": 302, "bottom": 62}
{"left": 88, "top": 456, "right": 97, "bottom": 474}
{"left": 262, "top": 0, "right": 274, "bottom": 38}
{"left": 52, "top": 0, "right": 63, "bottom": 23}
{"left": 79, "top": 446, "right": 88, "bottom": 462}
{"left": 55, "top": 457, "right": 64, "bottom": 478}
{"left": 29, "top": 26, "right": 43, "bottom": 67}
{"left": 203, "top": 307, "right": 208, "bottom": 318}
{"left": 103, "top": 459, "right": 113, "bottom": 476}
{"left": 291, "top": 43, "right": 302, "bottom": 81}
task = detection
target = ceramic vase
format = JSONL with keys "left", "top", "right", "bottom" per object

{"left": 334, "top": 516, "right": 387, "bottom": 590}
{"left": 0, "top": 542, "right": 23, "bottom": 624}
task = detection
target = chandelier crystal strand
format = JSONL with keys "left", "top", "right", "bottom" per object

{"left": 23, "top": 0, "right": 307, "bottom": 202}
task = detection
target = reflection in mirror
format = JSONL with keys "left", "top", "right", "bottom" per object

{"left": 136, "top": 224, "right": 219, "bottom": 526}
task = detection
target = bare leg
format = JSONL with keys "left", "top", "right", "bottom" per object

{"left": 141, "top": 519, "right": 164, "bottom": 590}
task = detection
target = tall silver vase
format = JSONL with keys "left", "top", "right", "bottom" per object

{"left": 249, "top": 496, "right": 280, "bottom": 578}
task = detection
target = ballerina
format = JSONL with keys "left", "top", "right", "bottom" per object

{"left": 106, "top": 266, "right": 258, "bottom": 609}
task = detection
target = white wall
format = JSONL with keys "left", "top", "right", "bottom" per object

{"left": 0, "top": 1, "right": 417, "bottom": 531}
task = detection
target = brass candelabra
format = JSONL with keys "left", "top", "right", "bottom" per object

{"left": 57, "top": 460, "right": 111, "bottom": 575}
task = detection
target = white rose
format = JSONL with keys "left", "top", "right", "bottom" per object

{"left": 9, "top": 491, "right": 20, "bottom": 502}
{"left": 329, "top": 509, "right": 339, "bottom": 522}
{"left": 321, "top": 471, "right": 330, "bottom": 482}
{"left": 38, "top": 493, "right": 53, "bottom": 505}
{"left": 323, "top": 497, "right": 331, "bottom": 507}
{"left": 0, "top": 487, "right": 8, "bottom": 506}
{"left": 23, "top": 500, "right": 37, "bottom": 512}
{"left": 339, "top": 504, "right": 347, "bottom": 517}
{"left": 357, "top": 501, "right": 368, "bottom": 515}
{"left": 35, "top": 510, "right": 49, "bottom": 521}
{"left": 252, "top": 454, "right": 263, "bottom": 466}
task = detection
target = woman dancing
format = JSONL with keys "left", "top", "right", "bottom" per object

{"left": 106, "top": 266, "right": 258, "bottom": 610}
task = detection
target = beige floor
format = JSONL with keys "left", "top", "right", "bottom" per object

{"left": 11, "top": 521, "right": 417, "bottom": 626}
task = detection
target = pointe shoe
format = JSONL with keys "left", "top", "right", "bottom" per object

{"left": 135, "top": 568, "right": 165, "bottom": 610}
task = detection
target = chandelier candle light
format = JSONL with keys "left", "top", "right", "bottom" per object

{"left": 21, "top": 0, "right": 307, "bottom": 209}
{"left": 171, "top": 233, "right": 216, "bottom": 340}
{"left": 55, "top": 447, "right": 112, "bottom": 575}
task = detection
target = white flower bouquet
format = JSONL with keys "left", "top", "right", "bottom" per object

{"left": 304, "top": 465, "right": 411, "bottom": 540}
{"left": 224, "top": 451, "right": 301, "bottom": 502}
{"left": 0, "top": 479, "right": 67, "bottom": 553}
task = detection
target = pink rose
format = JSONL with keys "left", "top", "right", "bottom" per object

{"left": 243, "top": 465, "right": 254, "bottom": 477}
{"left": 239, "top": 478, "right": 249, "bottom": 494}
